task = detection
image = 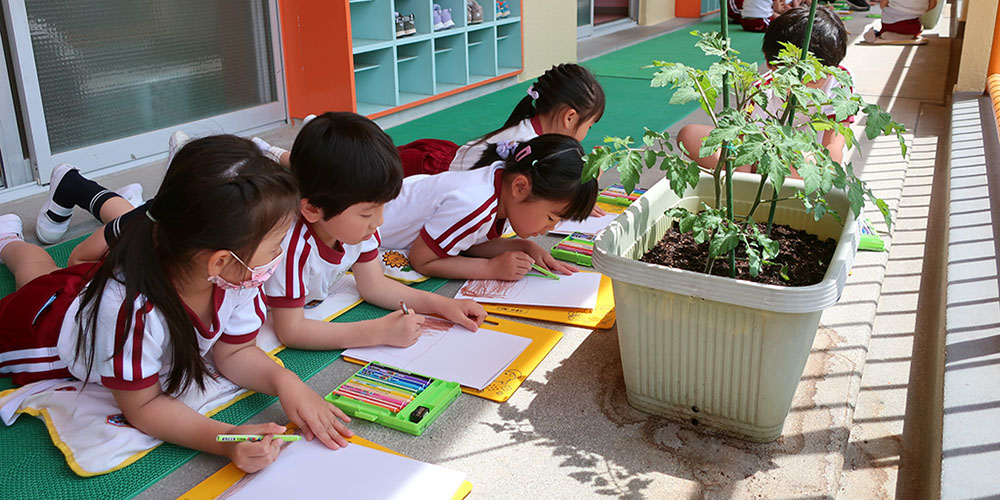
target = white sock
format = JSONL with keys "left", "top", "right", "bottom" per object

{"left": 251, "top": 137, "right": 288, "bottom": 165}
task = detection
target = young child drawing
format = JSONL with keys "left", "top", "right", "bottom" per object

{"left": 0, "top": 135, "right": 351, "bottom": 473}
{"left": 376, "top": 134, "right": 598, "bottom": 281}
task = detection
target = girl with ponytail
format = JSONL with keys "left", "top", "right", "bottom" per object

{"left": 378, "top": 134, "right": 598, "bottom": 280}
{"left": 0, "top": 135, "right": 353, "bottom": 474}
{"left": 397, "top": 63, "right": 606, "bottom": 177}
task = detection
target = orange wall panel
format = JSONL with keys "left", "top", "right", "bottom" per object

{"left": 279, "top": 0, "right": 356, "bottom": 119}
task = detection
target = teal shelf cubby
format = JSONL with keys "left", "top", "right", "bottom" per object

{"left": 434, "top": 32, "right": 468, "bottom": 94}
{"left": 467, "top": 26, "right": 497, "bottom": 84}
{"left": 354, "top": 48, "right": 398, "bottom": 115}
{"left": 351, "top": 0, "right": 394, "bottom": 53}
{"left": 346, "top": 0, "right": 522, "bottom": 117}
{"left": 397, "top": 39, "right": 435, "bottom": 105}
{"left": 496, "top": 21, "right": 521, "bottom": 74}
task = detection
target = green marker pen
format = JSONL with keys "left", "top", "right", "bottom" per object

{"left": 216, "top": 434, "right": 302, "bottom": 443}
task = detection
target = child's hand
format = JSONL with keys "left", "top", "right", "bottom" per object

{"left": 488, "top": 251, "right": 535, "bottom": 280}
{"left": 377, "top": 309, "right": 425, "bottom": 347}
{"left": 277, "top": 381, "right": 352, "bottom": 450}
{"left": 223, "top": 422, "right": 287, "bottom": 473}
{"left": 880, "top": 0, "right": 889, "bottom": 8}
{"left": 521, "top": 240, "right": 578, "bottom": 275}
{"left": 590, "top": 204, "right": 607, "bottom": 217}
{"left": 438, "top": 298, "right": 486, "bottom": 331}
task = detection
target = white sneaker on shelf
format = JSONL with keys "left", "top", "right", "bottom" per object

{"left": 35, "top": 163, "right": 76, "bottom": 245}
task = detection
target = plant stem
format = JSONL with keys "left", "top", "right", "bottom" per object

{"left": 767, "top": 184, "right": 780, "bottom": 234}
{"left": 719, "top": 7, "right": 736, "bottom": 277}
{"left": 713, "top": 149, "right": 727, "bottom": 210}
{"left": 766, "top": 0, "right": 820, "bottom": 235}
{"left": 746, "top": 175, "right": 769, "bottom": 219}
{"left": 691, "top": 76, "right": 719, "bottom": 127}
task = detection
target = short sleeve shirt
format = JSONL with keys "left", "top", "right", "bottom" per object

{"left": 263, "top": 218, "right": 380, "bottom": 308}
{"left": 378, "top": 162, "right": 508, "bottom": 257}
{"left": 57, "top": 280, "right": 266, "bottom": 391}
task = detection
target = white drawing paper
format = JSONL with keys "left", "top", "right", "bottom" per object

{"left": 221, "top": 437, "right": 466, "bottom": 500}
{"left": 549, "top": 213, "right": 617, "bottom": 236}
{"left": 342, "top": 320, "right": 531, "bottom": 391}
{"left": 455, "top": 271, "right": 602, "bottom": 310}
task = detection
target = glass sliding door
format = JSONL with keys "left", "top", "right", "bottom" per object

{"left": 578, "top": 0, "right": 593, "bottom": 38}
{"left": 5, "top": 0, "right": 286, "bottom": 183}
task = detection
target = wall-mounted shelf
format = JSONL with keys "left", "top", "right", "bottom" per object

{"left": 351, "top": 0, "right": 522, "bottom": 117}
{"left": 280, "top": 0, "right": 523, "bottom": 120}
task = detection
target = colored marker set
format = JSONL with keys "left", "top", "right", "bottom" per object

{"left": 597, "top": 184, "right": 647, "bottom": 207}
{"left": 326, "top": 362, "right": 460, "bottom": 436}
{"left": 550, "top": 232, "right": 595, "bottom": 267}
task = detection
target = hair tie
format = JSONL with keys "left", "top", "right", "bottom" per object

{"left": 145, "top": 210, "right": 157, "bottom": 222}
{"left": 496, "top": 140, "right": 518, "bottom": 160}
{"left": 514, "top": 145, "right": 532, "bottom": 162}
{"left": 526, "top": 85, "right": 539, "bottom": 101}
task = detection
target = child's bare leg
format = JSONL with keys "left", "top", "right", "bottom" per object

{"left": 677, "top": 124, "right": 721, "bottom": 170}
{"left": 99, "top": 197, "right": 135, "bottom": 223}
{"left": 2, "top": 241, "right": 58, "bottom": 289}
{"left": 0, "top": 215, "right": 58, "bottom": 289}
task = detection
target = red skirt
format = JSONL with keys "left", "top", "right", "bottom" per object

{"left": 397, "top": 139, "right": 461, "bottom": 177}
{"left": 0, "top": 263, "right": 96, "bottom": 385}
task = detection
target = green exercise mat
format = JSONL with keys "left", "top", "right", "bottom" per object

{"left": 0, "top": 236, "right": 446, "bottom": 499}
{"left": 582, "top": 19, "right": 768, "bottom": 80}
{"left": 385, "top": 19, "right": 767, "bottom": 155}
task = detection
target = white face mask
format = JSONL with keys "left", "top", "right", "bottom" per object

{"left": 207, "top": 250, "right": 283, "bottom": 291}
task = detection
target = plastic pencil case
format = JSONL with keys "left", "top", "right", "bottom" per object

{"left": 325, "top": 361, "right": 460, "bottom": 436}
{"left": 597, "top": 184, "right": 647, "bottom": 207}
{"left": 550, "top": 232, "right": 594, "bottom": 267}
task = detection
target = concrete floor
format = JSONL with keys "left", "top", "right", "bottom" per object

{"left": 0, "top": 6, "right": 955, "bottom": 500}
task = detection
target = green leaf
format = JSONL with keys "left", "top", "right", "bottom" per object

{"left": 670, "top": 85, "right": 701, "bottom": 105}
{"left": 746, "top": 245, "right": 762, "bottom": 277}
{"left": 644, "top": 149, "right": 658, "bottom": 169}
{"left": 708, "top": 225, "right": 740, "bottom": 259}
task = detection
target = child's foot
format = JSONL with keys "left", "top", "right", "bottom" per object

{"left": 0, "top": 214, "right": 24, "bottom": 264}
{"left": 116, "top": 183, "right": 144, "bottom": 208}
{"left": 863, "top": 26, "right": 878, "bottom": 43}
{"left": 35, "top": 164, "right": 141, "bottom": 244}
{"left": 251, "top": 137, "right": 289, "bottom": 165}
{"left": 167, "top": 130, "right": 191, "bottom": 166}
{"left": 35, "top": 163, "right": 78, "bottom": 244}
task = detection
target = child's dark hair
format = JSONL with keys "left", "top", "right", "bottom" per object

{"left": 763, "top": 6, "right": 847, "bottom": 67}
{"left": 76, "top": 135, "right": 299, "bottom": 395}
{"left": 289, "top": 111, "right": 402, "bottom": 218}
{"left": 472, "top": 134, "right": 597, "bottom": 221}
{"left": 480, "top": 64, "right": 605, "bottom": 143}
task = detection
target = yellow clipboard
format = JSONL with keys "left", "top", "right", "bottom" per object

{"left": 479, "top": 274, "right": 615, "bottom": 329}
{"left": 344, "top": 315, "right": 562, "bottom": 403}
{"left": 176, "top": 434, "right": 472, "bottom": 500}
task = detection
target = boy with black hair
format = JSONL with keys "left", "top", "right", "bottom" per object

{"left": 678, "top": 6, "right": 853, "bottom": 174}
{"left": 261, "top": 112, "right": 486, "bottom": 350}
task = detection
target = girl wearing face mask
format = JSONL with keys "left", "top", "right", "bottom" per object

{"left": 0, "top": 135, "right": 352, "bottom": 474}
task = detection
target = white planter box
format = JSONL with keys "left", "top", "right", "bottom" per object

{"left": 593, "top": 172, "right": 859, "bottom": 442}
